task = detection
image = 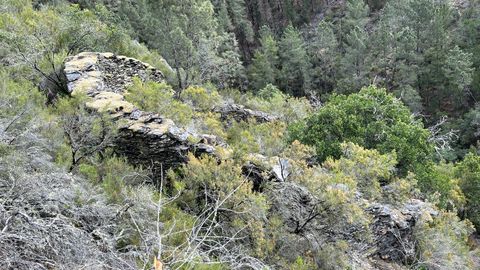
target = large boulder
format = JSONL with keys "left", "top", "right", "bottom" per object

{"left": 63, "top": 52, "right": 215, "bottom": 174}
{"left": 367, "top": 200, "right": 438, "bottom": 263}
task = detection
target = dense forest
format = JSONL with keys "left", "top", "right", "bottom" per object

{"left": 1, "top": 0, "right": 480, "bottom": 269}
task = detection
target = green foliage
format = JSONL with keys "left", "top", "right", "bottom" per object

{"left": 0, "top": 69, "right": 45, "bottom": 124}
{"left": 170, "top": 153, "right": 265, "bottom": 212}
{"left": 116, "top": 0, "right": 245, "bottom": 89}
{"left": 414, "top": 211, "right": 475, "bottom": 269}
{"left": 289, "top": 86, "right": 433, "bottom": 175}
{"left": 100, "top": 155, "right": 138, "bottom": 203}
{"left": 317, "top": 241, "right": 351, "bottom": 270}
{"left": 168, "top": 153, "right": 269, "bottom": 258}
{"left": 0, "top": 0, "right": 174, "bottom": 88}
{"left": 382, "top": 173, "right": 419, "bottom": 205}
{"left": 78, "top": 163, "right": 98, "bottom": 182}
{"left": 180, "top": 86, "right": 222, "bottom": 111}
{"left": 51, "top": 94, "right": 116, "bottom": 171}
{"left": 454, "top": 105, "right": 480, "bottom": 154}
{"left": 327, "top": 142, "right": 397, "bottom": 200}
{"left": 278, "top": 24, "right": 311, "bottom": 96}
{"left": 308, "top": 21, "right": 338, "bottom": 93}
{"left": 2, "top": 0, "right": 480, "bottom": 268}
{"left": 289, "top": 256, "right": 316, "bottom": 270}
{"left": 195, "top": 112, "right": 227, "bottom": 138}
{"left": 249, "top": 26, "right": 279, "bottom": 91}
{"left": 283, "top": 141, "right": 371, "bottom": 235}
{"left": 337, "top": 0, "right": 370, "bottom": 93}
{"left": 223, "top": 86, "right": 313, "bottom": 124}
{"left": 226, "top": 120, "right": 287, "bottom": 158}
{"left": 416, "top": 161, "right": 466, "bottom": 209}
{"left": 125, "top": 78, "right": 193, "bottom": 126}
{"left": 458, "top": 0, "right": 480, "bottom": 100}
{"left": 456, "top": 153, "right": 480, "bottom": 229}
{"left": 341, "top": 0, "right": 369, "bottom": 34}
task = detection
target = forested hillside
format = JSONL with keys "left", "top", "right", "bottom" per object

{"left": 1, "top": 0, "right": 480, "bottom": 269}
{"left": 63, "top": 0, "right": 480, "bottom": 155}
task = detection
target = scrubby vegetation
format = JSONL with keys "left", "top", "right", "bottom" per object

{"left": 1, "top": 0, "right": 480, "bottom": 269}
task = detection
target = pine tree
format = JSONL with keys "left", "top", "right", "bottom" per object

{"left": 337, "top": 26, "right": 370, "bottom": 93}
{"left": 406, "top": 0, "right": 473, "bottom": 114}
{"left": 216, "top": 0, "right": 234, "bottom": 33}
{"left": 220, "top": 0, "right": 255, "bottom": 60}
{"left": 458, "top": 0, "right": 480, "bottom": 101}
{"left": 278, "top": 24, "right": 311, "bottom": 96}
{"left": 248, "top": 26, "right": 279, "bottom": 91}
{"left": 338, "top": 0, "right": 369, "bottom": 47}
{"left": 335, "top": 0, "right": 370, "bottom": 93}
{"left": 442, "top": 46, "right": 474, "bottom": 105}
{"left": 370, "top": 0, "right": 423, "bottom": 112}
{"left": 308, "top": 21, "right": 338, "bottom": 94}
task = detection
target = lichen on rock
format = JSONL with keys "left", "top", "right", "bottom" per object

{"left": 63, "top": 52, "right": 216, "bottom": 175}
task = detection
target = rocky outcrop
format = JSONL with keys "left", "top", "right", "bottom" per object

{"left": 241, "top": 154, "right": 291, "bottom": 191}
{"left": 215, "top": 103, "right": 278, "bottom": 123}
{"left": 368, "top": 200, "right": 438, "bottom": 263}
{"left": 267, "top": 182, "right": 321, "bottom": 234}
{"left": 63, "top": 52, "right": 216, "bottom": 173}
{"left": 266, "top": 180, "right": 436, "bottom": 269}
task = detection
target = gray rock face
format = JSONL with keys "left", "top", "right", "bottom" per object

{"left": 267, "top": 182, "right": 321, "bottom": 234}
{"left": 266, "top": 180, "right": 435, "bottom": 269}
{"left": 241, "top": 155, "right": 292, "bottom": 192}
{"left": 63, "top": 52, "right": 216, "bottom": 175}
{"left": 368, "top": 200, "right": 437, "bottom": 263}
{"left": 215, "top": 103, "right": 278, "bottom": 123}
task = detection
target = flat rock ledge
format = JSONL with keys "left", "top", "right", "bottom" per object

{"left": 214, "top": 103, "right": 278, "bottom": 124}
{"left": 64, "top": 52, "right": 216, "bottom": 173}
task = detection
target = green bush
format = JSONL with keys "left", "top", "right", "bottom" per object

{"left": 416, "top": 161, "right": 465, "bottom": 209}
{"left": 283, "top": 142, "right": 371, "bottom": 235}
{"left": 456, "top": 153, "right": 480, "bottom": 229}
{"left": 125, "top": 78, "right": 193, "bottom": 126}
{"left": 289, "top": 86, "right": 433, "bottom": 175}
{"left": 317, "top": 241, "right": 351, "bottom": 270}
{"left": 220, "top": 86, "right": 313, "bottom": 123}
{"left": 168, "top": 153, "right": 270, "bottom": 258}
{"left": 226, "top": 120, "right": 287, "bottom": 158}
{"left": 414, "top": 211, "right": 475, "bottom": 269}
{"left": 180, "top": 86, "right": 222, "bottom": 111}
{"left": 327, "top": 142, "right": 397, "bottom": 200}
{"left": 382, "top": 173, "right": 419, "bottom": 205}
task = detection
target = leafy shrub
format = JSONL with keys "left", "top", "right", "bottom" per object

{"left": 125, "top": 78, "right": 193, "bottom": 126}
{"left": 221, "top": 86, "right": 313, "bottom": 123}
{"left": 382, "top": 173, "right": 419, "bottom": 205}
{"left": 317, "top": 241, "right": 351, "bottom": 270}
{"left": 226, "top": 120, "right": 287, "bottom": 158}
{"left": 456, "top": 153, "right": 480, "bottom": 229}
{"left": 168, "top": 153, "right": 270, "bottom": 259}
{"left": 51, "top": 94, "right": 116, "bottom": 171}
{"left": 288, "top": 86, "right": 433, "bottom": 175}
{"left": 283, "top": 142, "right": 371, "bottom": 235}
{"left": 414, "top": 211, "right": 475, "bottom": 269}
{"left": 416, "top": 161, "right": 465, "bottom": 209}
{"left": 289, "top": 256, "right": 316, "bottom": 270}
{"left": 193, "top": 112, "right": 226, "bottom": 138}
{"left": 325, "top": 142, "right": 397, "bottom": 200}
{"left": 180, "top": 86, "right": 222, "bottom": 111}
{"left": 226, "top": 121, "right": 260, "bottom": 159}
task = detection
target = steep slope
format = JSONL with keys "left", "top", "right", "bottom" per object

{"left": 60, "top": 52, "right": 475, "bottom": 269}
